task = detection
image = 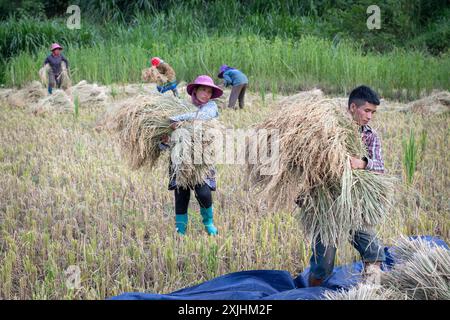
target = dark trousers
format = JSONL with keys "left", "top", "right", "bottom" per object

{"left": 174, "top": 184, "right": 212, "bottom": 214}
{"left": 309, "top": 229, "right": 386, "bottom": 280}
{"left": 228, "top": 84, "right": 247, "bottom": 109}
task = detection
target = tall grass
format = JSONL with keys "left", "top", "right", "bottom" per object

{"left": 402, "top": 129, "right": 428, "bottom": 185}
{"left": 5, "top": 35, "right": 450, "bottom": 100}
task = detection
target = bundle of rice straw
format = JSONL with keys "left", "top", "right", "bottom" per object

{"left": 0, "top": 88, "right": 16, "bottom": 105}
{"left": 38, "top": 64, "right": 50, "bottom": 87}
{"left": 72, "top": 80, "right": 108, "bottom": 108}
{"left": 59, "top": 62, "right": 72, "bottom": 90}
{"left": 106, "top": 95, "right": 223, "bottom": 189}
{"left": 408, "top": 90, "right": 450, "bottom": 115}
{"left": 7, "top": 81, "right": 47, "bottom": 108}
{"left": 323, "top": 283, "right": 398, "bottom": 300}
{"left": 247, "top": 97, "right": 396, "bottom": 246}
{"left": 383, "top": 236, "right": 450, "bottom": 300}
{"left": 30, "top": 89, "right": 74, "bottom": 115}
{"left": 141, "top": 68, "right": 168, "bottom": 86}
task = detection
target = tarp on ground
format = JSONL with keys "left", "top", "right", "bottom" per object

{"left": 111, "top": 236, "right": 449, "bottom": 300}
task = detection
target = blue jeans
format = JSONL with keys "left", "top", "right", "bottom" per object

{"left": 309, "top": 229, "right": 385, "bottom": 280}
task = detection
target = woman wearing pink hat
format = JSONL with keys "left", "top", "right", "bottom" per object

{"left": 43, "top": 43, "right": 69, "bottom": 94}
{"left": 160, "top": 75, "right": 223, "bottom": 236}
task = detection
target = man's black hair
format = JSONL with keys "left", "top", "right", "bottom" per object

{"left": 348, "top": 85, "right": 380, "bottom": 109}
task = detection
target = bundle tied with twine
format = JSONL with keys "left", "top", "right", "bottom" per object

{"left": 106, "top": 94, "right": 223, "bottom": 189}
{"left": 247, "top": 97, "right": 396, "bottom": 247}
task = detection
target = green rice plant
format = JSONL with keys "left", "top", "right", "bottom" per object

{"left": 402, "top": 129, "right": 419, "bottom": 185}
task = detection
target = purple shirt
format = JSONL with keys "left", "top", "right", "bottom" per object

{"left": 361, "top": 125, "right": 385, "bottom": 173}
{"left": 44, "top": 54, "right": 69, "bottom": 76}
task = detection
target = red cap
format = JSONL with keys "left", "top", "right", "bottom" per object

{"left": 151, "top": 57, "right": 161, "bottom": 67}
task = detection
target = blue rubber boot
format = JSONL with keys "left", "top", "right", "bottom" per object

{"left": 175, "top": 214, "right": 188, "bottom": 235}
{"left": 200, "top": 206, "right": 218, "bottom": 236}
{"left": 48, "top": 85, "right": 53, "bottom": 94}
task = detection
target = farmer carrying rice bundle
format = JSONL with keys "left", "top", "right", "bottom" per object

{"left": 106, "top": 76, "right": 223, "bottom": 236}
{"left": 41, "top": 43, "right": 71, "bottom": 94}
{"left": 160, "top": 75, "right": 223, "bottom": 235}
{"left": 247, "top": 85, "right": 396, "bottom": 287}
{"left": 151, "top": 57, "right": 179, "bottom": 97}
{"left": 308, "top": 86, "right": 388, "bottom": 287}
{"left": 218, "top": 64, "right": 248, "bottom": 109}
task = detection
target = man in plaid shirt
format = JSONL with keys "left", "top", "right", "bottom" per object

{"left": 309, "top": 85, "right": 386, "bottom": 287}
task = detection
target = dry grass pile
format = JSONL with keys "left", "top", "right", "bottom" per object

{"left": 30, "top": 89, "right": 74, "bottom": 115}
{"left": 275, "top": 88, "right": 324, "bottom": 108}
{"left": 248, "top": 97, "right": 396, "bottom": 246}
{"left": 105, "top": 95, "right": 223, "bottom": 188}
{"left": 0, "top": 88, "right": 16, "bottom": 105}
{"left": 408, "top": 90, "right": 450, "bottom": 114}
{"left": 141, "top": 68, "right": 168, "bottom": 86}
{"left": 6, "top": 81, "right": 47, "bottom": 108}
{"left": 325, "top": 237, "right": 450, "bottom": 300}
{"left": 71, "top": 80, "right": 108, "bottom": 108}
{"left": 323, "top": 283, "right": 397, "bottom": 300}
{"left": 383, "top": 236, "right": 450, "bottom": 300}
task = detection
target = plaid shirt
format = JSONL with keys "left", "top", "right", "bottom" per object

{"left": 361, "top": 125, "right": 385, "bottom": 173}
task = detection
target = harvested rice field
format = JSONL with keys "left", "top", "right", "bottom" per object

{"left": 0, "top": 83, "right": 448, "bottom": 299}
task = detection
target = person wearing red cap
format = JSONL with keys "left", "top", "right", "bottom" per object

{"left": 151, "top": 57, "right": 179, "bottom": 97}
{"left": 159, "top": 75, "right": 223, "bottom": 236}
{"left": 43, "top": 43, "right": 69, "bottom": 94}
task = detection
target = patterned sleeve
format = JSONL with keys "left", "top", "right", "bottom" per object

{"left": 365, "top": 130, "right": 385, "bottom": 173}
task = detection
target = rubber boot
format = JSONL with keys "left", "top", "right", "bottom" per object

{"left": 175, "top": 213, "right": 188, "bottom": 235}
{"left": 48, "top": 85, "right": 53, "bottom": 95}
{"left": 200, "top": 206, "right": 218, "bottom": 235}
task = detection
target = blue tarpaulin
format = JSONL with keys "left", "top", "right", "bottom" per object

{"left": 111, "top": 236, "right": 448, "bottom": 300}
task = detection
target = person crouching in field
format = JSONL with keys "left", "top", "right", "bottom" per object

{"left": 218, "top": 64, "right": 248, "bottom": 109}
{"left": 43, "top": 43, "right": 70, "bottom": 94}
{"left": 308, "top": 85, "right": 386, "bottom": 287}
{"left": 160, "top": 75, "right": 223, "bottom": 235}
{"left": 151, "top": 57, "right": 179, "bottom": 97}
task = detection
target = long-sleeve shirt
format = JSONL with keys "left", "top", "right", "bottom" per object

{"left": 44, "top": 54, "right": 69, "bottom": 76}
{"left": 169, "top": 101, "right": 218, "bottom": 122}
{"left": 223, "top": 69, "right": 248, "bottom": 87}
{"left": 361, "top": 125, "right": 385, "bottom": 173}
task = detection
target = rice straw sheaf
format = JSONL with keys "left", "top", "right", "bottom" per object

{"left": 30, "top": 89, "right": 73, "bottom": 115}
{"left": 141, "top": 68, "right": 168, "bottom": 86}
{"left": 38, "top": 64, "right": 50, "bottom": 87}
{"left": 248, "top": 98, "right": 396, "bottom": 246}
{"left": 383, "top": 236, "right": 450, "bottom": 300}
{"left": 323, "top": 283, "right": 398, "bottom": 300}
{"left": 170, "top": 119, "right": 223, "bottom": 189}
{"left": 106, "top": 95, "right": 223, "bottom": 188}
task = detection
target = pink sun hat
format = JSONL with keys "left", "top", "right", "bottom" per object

{"left": 186, "top": 75, "right": 223, "bottom": 99}
{"left": 50, "top": 43, "right": 63, "bottom": 51}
